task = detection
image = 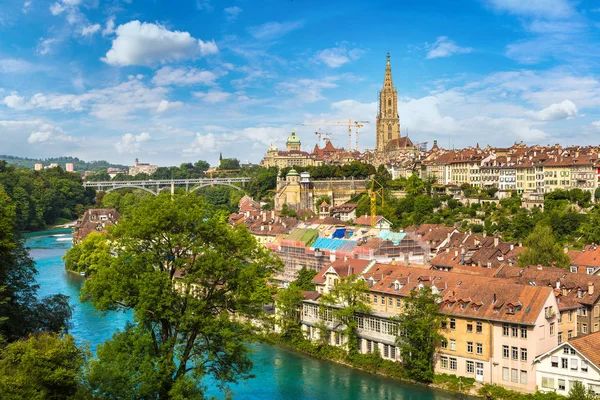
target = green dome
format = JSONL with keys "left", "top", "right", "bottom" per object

{"left": 286, "top": 131, "right": 301, "bottom": 144}
{"left": 287, "top": 168, "right": 299, "bottom": 177}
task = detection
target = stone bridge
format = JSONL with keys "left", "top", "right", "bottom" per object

{"left": 83, "top": 177, "right": 251, "bottom": 196}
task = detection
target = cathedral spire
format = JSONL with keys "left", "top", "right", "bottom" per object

{"left": 384, "top": 51, "right": 393, "bottom": 89}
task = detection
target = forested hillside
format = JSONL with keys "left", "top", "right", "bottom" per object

{"left": 0, "top": 155, "right": 126, "bottom": 172}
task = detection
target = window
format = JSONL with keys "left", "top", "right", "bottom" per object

{"left": 558, "top": 332, "right": 563, "bottom": 344}
{"left": 381, "top": 296, "right": 385, "bottom": 305}
{"left": 562, "top": 358, "right": 568, "bottom": 369}
{"left": 387, "top": 125, "right": 392, "bottom": 140}
{"left": 450, "top": 318, "right": 456, "bottom": 330}
{"left": 512, "top": 346, "right": 519, "bottom": 360}
{"left": 396, "top": 299, "right": 401, "bottom": 308}
{"left": 357, "top": 338, "right": 362, "bottom": 351}
{"left": 388, "top": 298, "right": 393, "bottom": 307}
{"left": 476, "top": 322, "right": 483, "bottom": 333}
{"left": 595, "top": 323, "right": 599, "bottom": 332}
{"left": 542, "top": 377, "right": 555, "bottom": 389}
{"left": 583, "top": 324, "right": 588, "bottom": 334}
{"left": 550, "top": 323, "right": 555, "bottom": 336}
{"left": 440, "top": 356, "right": 448, "bottom": 369}
{"left": 581, "top": 360, "right": 588, "bottom": 372}
{"left": 571, "top": 358, "right": 578, "bottom": 370}
{"left": 467, "top": 342, "right": 473, "bottom": 353}
{"left": 521, "top": 371, "right": 527, "bottom": 385}
{"left": 563, "top": 346, "right": 570, "bottom": 354}
{"left": 511, "top": 369, "right": 518, "bottom": 383}
{"left": 503, "top": 367, "right": 509, "bottom": 381}
{"left": 384, "top": 344, "right": 389, "bottom": 358}
{"left": 521, "top": 326, "right": 527, "bottom": 338}
{"left": 467, "top": 323, "right": 473, "bottom": 333}
{"left": 503, "top": 345, "right": 509, "bottom": 359}
{"left": 466, "top": 361, "right": 474, "bottom": 374}
{"left": 441, "top": 339, "right": 447, "bottom": 349}
{"left": 450, "top": 339, "right": 456, "bottom": 351}
{"left": 367, "top": 340, "right": 372, "bottom": 353}
{"left": 551, "top": 356, "right": 559, "bottom": 367}
{"left": 365, "top": 294, "right": 370, "bottom": 303}
{"left": 568, "top": 312, "right": 573, "bottom": 322}
{"left": 441, "top": 321, "right": 447, "bottom": 329}
{"left": 512, "top": 325, "right": 518, "bottom": 337}
{"left": 336, "top": 334, "right": 341, "bottom": 345}
{"left": 373, "top": 295, "right": 377, "bottom": 304}
{"left": 558, "top": 379, "right": 566, "bottom": 391}
{"left": 568, "top": 330, "right": 573, "bottom": 339}
{"left": 477, "top": 343, "right": 483, "bottom": 355}
{"left": 450, "top": 358, "right": 457, "bottom": 370}
{"left": 503, "top": 324, "right": 509, "bottom": 336}
{"left": 521, "top": 348, "right": 527, "bottom": 361}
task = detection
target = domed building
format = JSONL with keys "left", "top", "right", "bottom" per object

{"left": 260, "top": 131, "right": 323, "bottom": 168}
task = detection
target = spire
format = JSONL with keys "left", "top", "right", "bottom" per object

{"left": 384, "top": 51, "right": 393, "bottom": 89}
{"left": 219, "top": 152, "right": 223, "bottom": 161}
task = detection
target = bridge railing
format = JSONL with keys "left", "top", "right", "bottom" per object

{"left": 83, "top": 177, "right": 251, "bottom": 188}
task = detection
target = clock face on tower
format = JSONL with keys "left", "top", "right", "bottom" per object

{"left": 376, "top": 53, "right": 400, "bottom": 152}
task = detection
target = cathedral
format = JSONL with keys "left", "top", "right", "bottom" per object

{"left": 373, "top": 53, "right": 417, "bottom": 165}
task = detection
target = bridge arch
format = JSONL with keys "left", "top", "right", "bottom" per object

{"left": 104, "top": 185, "right": 158, "bottom": 196}
{"left": 189, "top": 182, "right": 245, "bottom": 192}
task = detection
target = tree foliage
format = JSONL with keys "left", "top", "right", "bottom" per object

{"left": 568, "top": 380, "right": 597, "bottom": 400}
{"left": 294, "top": 267, "right": 318, "bottom": 291}
{"left": 0, "top": 332, "right": 87, "bottom": 400}
{"left": 518, "top": 225, "right": 570, "bottom": 268}
{"left": 395, "top": 286, "right": 444, "bottom": 383}
{"left": 0, "top": 187, "right": 72, "bottom": 341}
{"left": 318, "top": 275, "right": 371, "bottom": 354}
{"left": 73, "top": 193, "right": 281, "bottom": 398}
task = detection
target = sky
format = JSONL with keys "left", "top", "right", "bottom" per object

{"left": 1, "top": 0, "right": 600, "bottom": 167}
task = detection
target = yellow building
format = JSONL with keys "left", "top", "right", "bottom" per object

{"left": 261, "top": 131, "right": 322, "bottom": 168}
{"left": 543, "top": 158, "right": 572, "bottom": 193}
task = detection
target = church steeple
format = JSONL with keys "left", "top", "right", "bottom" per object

{"left": 376, "top": 52, "right": 400, "bottom": 152}
{"left": 384, "top": 51, "right": 393, "bottom": 89}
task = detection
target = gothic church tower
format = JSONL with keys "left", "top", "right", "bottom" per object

{"left": 376, "top": 52, "right": 400, "bottom": 152}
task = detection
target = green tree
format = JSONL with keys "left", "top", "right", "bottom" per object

{"left": 405, "top": 174, "right": 425, "bottom": 196}
{"left": 294, "top": 267, "right": 317, "bottom": 291}
{"left": 74, "top": 193, "right": 280, "bottom": 398}
{"left": 568, "top": 380, "right": 597, "bottom": 400}
{"left": 318, "top": 275, "right": 371, "bottom": 354}
{"left": 280, "top": 203, "right": 298, "bottom": 218}
{"left": 219, "top": 158, "right": 240, "bottom": 170}
{"left": 395, "top": 286, "right": 444, "bottom": 383}
{"left": 274, "top": 286, "right": 304, "bottom": 340}
{"left": 63, "top": 232, "right": 113, "bottom": 275}
{"left": 0, "top": 187, "right": 72, "bottom": 341}
{"left": 518, "top": 224, "right": 570, "bottom": 268}
{"left": 0, "top": 332, "right": 87, "bottom": 400}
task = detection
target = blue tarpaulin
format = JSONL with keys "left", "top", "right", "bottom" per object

{"left": 311, "top": 237, "right": 357, "bottom": 251}
{"left": 378, "top": 231, "right": 406, "bottom": 245}
{"left": 332, "top": 228, "right": 346, "bottom": 239}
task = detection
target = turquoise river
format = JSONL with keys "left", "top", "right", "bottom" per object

{"left": 27, "top": 228, "right": 463, "bottom": 400}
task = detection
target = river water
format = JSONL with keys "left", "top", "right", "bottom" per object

{"left": 27, "top": 229, "right": 460, "bottom": 400}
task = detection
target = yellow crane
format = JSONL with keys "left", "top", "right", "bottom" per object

{"left": 368, "top": 179, "right": 385, "bottom": 227}
{"left": 302, "top": 119, "right": 370, "bottom": 151}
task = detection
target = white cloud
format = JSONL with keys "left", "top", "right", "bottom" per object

{"left": 23, "top": 1, "right": 32, "bottom": 13}
{"left": 37, "top": 38, "right": 56, "bottom": 55}
{"left": 591, "top": 121, "right": 600, "bottom": 129}
{"left": 185, "top": 132, "right": 220, "bottom": 154}
{"left": 484, "top": 0, "right": 575, "bottom": 19}
{"left": 102, "top": 21, "right": 218, "bottom": 67}
{"left": 277, "top": 77, "right": 339, "bottom": 103}
{"left": 192, "top": 90, "right": 231, "bottom": 103}
{"left": 81, "top": 23, "right": 101, "bottom": 36}
{"left": 314, "top": 45, "right": 365, "bottom": 68}
{"left": 0, "top": 58, "right": 39, "bottom": 73}
{"left": 115, "top": 132, "right": 151, "bottom": 153}
{"left": 527, "top": 100, "right": 578, "bottom": 121}
{"left": 102, "top": 16, "right": 115, "bottom": 36}
{"left": 152, "top": 66, "right": 218, "bottom": 86}
{"left": 156, "top": 99, "right": 183, "bottom": 113}
{"left": 28, "top": 131, "right": 53, "bottom": 144}
{"left": 196, "top": 0, "right": 212, "bottom": 11}
{"left": 2, "top": 77, "right": 174, "bottom": 120}
{"left": 224, "top": 6, "right": 242, "bottom": 21}
{"left": 248, "top": 20, "right": 304, "bottom": 40}
{"left": 425, "top": 36, "right": 473, "bottom": 59}
{"left": 0, "top": 120, "right": 75, "bottom": 147}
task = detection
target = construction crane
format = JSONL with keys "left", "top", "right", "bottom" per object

{"left": 314, "top": 129, "right": 332, "bottom": 146}
{"left": 302, "top": 119, "right": 370, "bottom": 152}
{"left": 368, "top": 179, "right": 385, "bottom": 228}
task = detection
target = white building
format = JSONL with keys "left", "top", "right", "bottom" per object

{"left": 534, "top": 331, "right": 600, "bottom": 395}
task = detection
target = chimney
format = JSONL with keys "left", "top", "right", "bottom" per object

{"left": 556, "top": 279, "right": 560, "bottom": 289}
{"left": 493, "top": 293, "right": 497, "bottom": 304}
{"left": 510, "top": 243, "right": 514, "bottom": 251}
{"left": 589, "top": 282, "right": 595, "bottom": 296}
{"left": 454, "top": 250, "right": 459, "bottom": 257}
{"left": 494, "top": 236, "right": 499, "bottom": 247}
{"left": 263, "top": 213, "right": 267, "bottom": 222}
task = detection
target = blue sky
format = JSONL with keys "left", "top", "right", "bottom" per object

{"left": 1, "top": 0, "right": 600, "bottom": 166}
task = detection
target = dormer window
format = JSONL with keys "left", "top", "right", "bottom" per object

{"left": 394, "top": 282, "right": 401, "bottom": 291}
{"left": 460, "top": 302, "right": 466, "bottom": 310}
{"left": 507, "top": 305, "right": 515, "bottom": 314}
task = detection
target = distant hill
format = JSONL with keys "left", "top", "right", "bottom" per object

{"left": 0, "top": 155, "right": 127, "bottom": 172}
